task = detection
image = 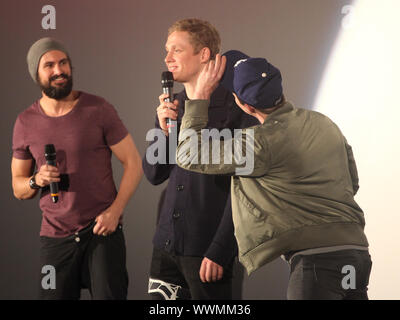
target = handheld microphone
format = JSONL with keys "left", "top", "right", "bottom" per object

{"left": 44, "top": 144, "right": 59, "bottom": 203}
{"left": 161, "top": 71, "right": 175, "bottom": 134}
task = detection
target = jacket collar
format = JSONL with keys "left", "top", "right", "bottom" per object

{"left": 181, "top": 85, "right": 230, "bottom": 108}
{"left": 264, "top": 101, "right": 294, "bottom": 122}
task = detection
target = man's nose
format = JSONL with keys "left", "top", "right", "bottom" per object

{"left": 53, "top": 63, "right": 63, "bottom": 75}
{"left": 165, "top": 51, "right": 174, "bottom": 64}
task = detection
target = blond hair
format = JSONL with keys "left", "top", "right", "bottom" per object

{"left": 168, "top": 18, "right": 221, "bottom": 59}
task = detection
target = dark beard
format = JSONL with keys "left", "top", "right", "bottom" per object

{"left": 39, "top": 74, "right": 73, "bottom": 100}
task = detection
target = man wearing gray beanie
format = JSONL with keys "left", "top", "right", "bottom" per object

{"left": 27, "top": 37, "right": 73, "bottom": 100}
{"left": 11, "top": 37, "right": 143, "bottom": 300}
{"left": 27, "top": 37, "right": 70, "bottom": 84}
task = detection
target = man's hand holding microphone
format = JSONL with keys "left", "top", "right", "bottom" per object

{"left": 34, "top": 164, "right": 60, "bottom": 189}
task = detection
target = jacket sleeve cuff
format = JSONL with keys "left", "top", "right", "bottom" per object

{"left": 204, "top": 240, "right": 237, "bottom": 267}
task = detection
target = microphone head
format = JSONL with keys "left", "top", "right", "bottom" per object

{"left": 45, "top": 144, "right": 56, "bottom": 160}
{"left": 161, "top": 71, "right": 174, "bottom": 88}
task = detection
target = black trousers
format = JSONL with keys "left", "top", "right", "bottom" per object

{"left": 39, "top": 221, "right": 129, "bottom": 300}
{"left": 287, "top": 249, "right": 372, "bottom": 300}
{"left": 149, "top": 247, "right": 233, "bottom": 300}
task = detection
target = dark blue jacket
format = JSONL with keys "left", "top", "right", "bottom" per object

{"left": 142, "top": 85, "right": 258, "bottom": 266}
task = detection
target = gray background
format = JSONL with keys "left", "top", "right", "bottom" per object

{"left": 0, "top": 0, "right": 352, "bottom": 299}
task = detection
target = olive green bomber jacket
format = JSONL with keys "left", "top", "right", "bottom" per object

{"left": 177, "top": 99, "right": 369, "bottom": 275}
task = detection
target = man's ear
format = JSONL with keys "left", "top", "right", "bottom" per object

{"left": 242, "top": 104, "right": 257, "bottom": 115}
{"left": 200, "top": 47, "right": 211, "bottom": 63}
{"left": 233, "top": 93, "right": 256, "bottom": 115}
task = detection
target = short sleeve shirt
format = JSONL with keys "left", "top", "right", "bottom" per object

{"left": 12, "top": 92, "right": 128, "bottom": 237}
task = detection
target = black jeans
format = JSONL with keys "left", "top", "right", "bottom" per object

{"left": 39, "top": 221, "right": 128, "bottom": 300}
{"left": 149, "top": 247, "right": 233, "bottom": 300}
{"left": 287, "top": 249, "right": 372, "bottom": 300}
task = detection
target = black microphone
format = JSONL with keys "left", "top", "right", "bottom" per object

{"left": 161, "top": 71, "right": 175, "bottom": 134}
{"left": 44, "top": 144, "right": 59, "bottom": 203}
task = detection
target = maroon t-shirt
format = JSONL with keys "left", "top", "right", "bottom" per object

{"left": 12, "top": 92, "right": 128, "bottom": 237}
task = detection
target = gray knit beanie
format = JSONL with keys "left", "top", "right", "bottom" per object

{"left": 27, "top": 37, "right": 70, "bottom": 83}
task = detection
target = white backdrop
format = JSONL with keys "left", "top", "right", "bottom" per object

{"left": 315, "top": 0, "right": 400, "bottom": 300}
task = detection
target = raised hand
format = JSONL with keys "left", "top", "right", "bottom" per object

{"left": 192, "top": 54, "right": 227, "bottom": 100}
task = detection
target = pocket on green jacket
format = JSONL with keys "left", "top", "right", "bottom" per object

{"left": 235, "top": 183, "right": 266, "bottom": 221}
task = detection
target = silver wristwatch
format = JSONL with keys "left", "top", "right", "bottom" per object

{"left": 29, "top": 173, "right": 41, "bottom": 190}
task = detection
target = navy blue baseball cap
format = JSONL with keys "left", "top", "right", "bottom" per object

{"left": 221, "top": 50, "right": 283, "bottom": 109}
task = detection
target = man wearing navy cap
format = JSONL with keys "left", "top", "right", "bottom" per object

{"left": 176, "top": 51, "right": 372, "bottom": 300}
